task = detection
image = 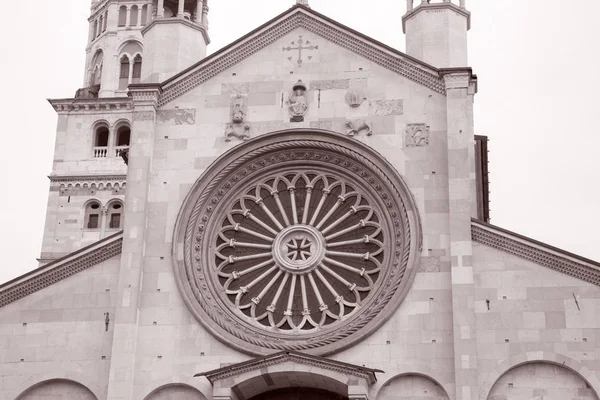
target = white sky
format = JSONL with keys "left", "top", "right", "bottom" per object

{"left": 0, "top": 0, "right": 598, "bottom": 284}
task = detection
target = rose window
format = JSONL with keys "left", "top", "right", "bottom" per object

{"left": 173, "top": 132, "right": 421, "bottom": 355}
{"left": 215, "top": 172, "right": 383, "bottom": 331}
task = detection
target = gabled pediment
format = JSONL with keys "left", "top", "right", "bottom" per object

{"left": 195, "top": 351, "right": 382, "bottom": 400}
{"left": 155, "top": 5, "right": 445, "bottom": 107}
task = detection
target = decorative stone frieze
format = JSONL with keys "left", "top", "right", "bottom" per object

{"left": 158, "top": 9, "right": 445, "bottom": 107}
{"left": 129, "top": 83, "right": 162, "bottom": 109}
{"left": 310, "top": 79, "right": 349, "bottom": 91}
{"left": 371, "top": 100, "right": 404, "bottom": 116}
{"left": 157, "top": 109, "right": 196, "bottom": 125}
{"left": 221, "top": 83, "right": 250, "bottom": 95}
{"left": 172, "top": 130, "right": 422, "bottom": 356}
{"left": 0, "top": 232, "right": 123, "bottom": 307}
{"left": 51, "top": 174, "right": 128, "bottom": 194}
{"left": 472, "top": 220, "right": 600, "bottom": 286}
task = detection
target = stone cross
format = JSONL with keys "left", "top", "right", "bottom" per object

{"left": 283, "top": 35, "right": 318, "bottom": 65}
{"left": 296, "top": 0, "right": 310, "bottom": 6}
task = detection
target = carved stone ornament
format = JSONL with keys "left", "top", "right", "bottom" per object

{"left": 345, "top": 119, "right": 372, "bottom": 137}
{"left": 225, "top": 94, "right": 251, "bottom": 142}
{"left": 345, "top": 89, "right": 364, "bottom": 108}
{"left": 405, "top": 123, "right": 430, "bottom": 147}
{"left": 172, "top": 130, "right": 422, "bottom": 356}
{"left": 287, "top": 80, "right": 308, "bottom": 122}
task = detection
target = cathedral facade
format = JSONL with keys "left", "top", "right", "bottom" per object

{"left": 1, "top": 1, "right": 600, "bottom": 400}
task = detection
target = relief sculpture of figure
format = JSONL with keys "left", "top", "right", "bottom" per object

{"left": 288, "top": 80, "right": 308, "bottom": 122}
{"left": 224, "top": 94, "right": 251, "bottom": 142}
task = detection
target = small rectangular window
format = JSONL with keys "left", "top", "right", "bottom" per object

{"left": 88, "top": 214, "right": 99, "bottom": 229}
{"left": 109, "top": 214, "right": 121, "bottom": 229}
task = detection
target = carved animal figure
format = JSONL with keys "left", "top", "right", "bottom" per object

{"left": 345, "top": 119, "right": 372, "bottom": 136}
{"left": 225, "top": 124, "right": 251, "bottom": 142}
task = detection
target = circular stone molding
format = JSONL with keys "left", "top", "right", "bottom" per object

{"left": 172, "top": 130, "right": 422, "bottom": 356}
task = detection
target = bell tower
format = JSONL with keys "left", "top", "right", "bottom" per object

{"left": 402, "top": 0, "right": 471, "bottom": 68}
{"left": 140, "top": 0, "right": 210, "bottom": 82}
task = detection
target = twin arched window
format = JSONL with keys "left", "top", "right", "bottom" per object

{"left": 84, "top": 200, "right": 124, "bottom": 230}
{"left": 118, "top": 42, "right": 143, "bottom": 90}
{"left": 93, "top": 121, "right": 131, "bottom": 158}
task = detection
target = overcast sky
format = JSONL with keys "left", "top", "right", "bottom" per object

{"left": 0, "top": 0, "right": 598, "bottom": 284}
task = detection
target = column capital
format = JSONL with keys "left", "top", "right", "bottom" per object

{"left": 129, "top": 84, "right": 162, "bottom": 110}
{"left": 440, "top": 68, "right": 477, "bottom": 93}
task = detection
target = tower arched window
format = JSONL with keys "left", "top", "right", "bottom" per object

{"left": 89, "top": 50, "right": 103, "bottom": 88}
{"left": 117, "top": 42, "right": 143, "bottom": 91}
{"left": 119, "top": 55, "right": 130, "bottom": 90}
{"left": 130, "top": 5, "right": 139, "bottom": 26}
{"left": 132, "top": 55, "right": 142, "bottom": 84}
{"left": 94, "top": 124, "right": 109, "bottom": 157}
{"left": 84, "top": 201, "right": 102, "bottom": 230}
{"left": 115, "top": 124, "right": 131, "bottom": 156}
{"left": 141, "top": 4, "right": 148, "bottom": 26}
{"left": 107, "top": 201, "right": 124, "bottom": 230}
{"left": 118, "top": 6, "right": 127, "bottom": 27}
{"left": 103, "top": 10, "right": 108, "bottom": 31}
{"left": 98, "top": 15, "right": 103, "bottom": 35}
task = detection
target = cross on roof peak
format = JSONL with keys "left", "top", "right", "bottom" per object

{"left": 296, "top": 0, "right": 310, "bottom": 7}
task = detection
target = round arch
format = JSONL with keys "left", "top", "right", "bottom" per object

{"left": 139, "top": 381, "right": 209, "bottom": 400}
{"left": 117, "top": 38, "right": 144, "bottom": 55}
{"left": 479, "top": 352, "right": 600, "bottom": 400}
{"left": 376, "top": 369, "right": 452, "bottom": 400}
{"left": 14, "top": 373, "right": 101, "bottom": 400}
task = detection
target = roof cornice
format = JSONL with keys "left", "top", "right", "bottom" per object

{"left": 472, "top": 219, "right": 600, "bottom": 286}
{"left": 402, "top": 2, "right": 471, "bottom": 33}
{"left": 0, "top": 232, "right": 123, "bottom": 308}
{"left": 48, "top": 97, "right": 133, "bottom": 113}
{"left": 157, "top": 5, "right": 446, "bottom": 107}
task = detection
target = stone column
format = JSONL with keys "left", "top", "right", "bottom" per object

{"left": 147, "top": 2, "right": 154, "bottom": 23}
{"left": 177, "top": 0, "right": 184, "bottom": 17}
{"left": 443, "top": 70, "right": 479, "bottom": 400}
{"left": 201, "top": 3, "right": 209, "bottom": 27}
{"left": 105, "top": 85, "right": 161, "bottom": 400}
{"left": 157, "top": 0, "right": 164, "bottom": 17}
{"left": 136, "top": 7, "right": 142, "bottom": 26}
{"left": 128, "top": 57, "right": 134, "bottom": 85}
{"left": 100, "top": 206, "right": 108, "bottom": 237}
{"left": 195, "top": 0, "right": 202, "bottom": 22}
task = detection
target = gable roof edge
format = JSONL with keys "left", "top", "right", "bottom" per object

{"left": 471, "top": 219, "right": 600, "bottom": 286}
{"left": 0, "top": 231, "right": 123, "bottom": 308}
{"left": 155, "top": 5, "right": 446, "bottom": 107}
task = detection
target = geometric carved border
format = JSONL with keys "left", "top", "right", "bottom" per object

{"left": 159, "top": 7, "right": 444, "bottom": 106}
{"left": 472, "top": 220, "right": 600, "bottom": 286}
{"left": 0, "top": 231, "right": 123, "bottom": 308}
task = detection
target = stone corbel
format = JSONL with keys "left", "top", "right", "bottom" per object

{"left": 440, "top": 68, "right": 477, "bottom": 93}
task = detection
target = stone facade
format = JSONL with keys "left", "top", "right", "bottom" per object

{"left": 1, "top": 2, "right": 599, "bottom": 400}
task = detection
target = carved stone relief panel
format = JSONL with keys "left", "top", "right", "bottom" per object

{"left": 405, "top": 123, "right": 430, "bottom": 147}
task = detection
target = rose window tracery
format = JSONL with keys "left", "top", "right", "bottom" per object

{"left": 216, "top": 172, "right": 384, "bottom": 331}
{"left": 173, "top": 131, "right": 422, "bottom": 356}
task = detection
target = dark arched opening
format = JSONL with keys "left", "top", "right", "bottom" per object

{"left": 249, "top": 388, "right": 347, "bottom": 400}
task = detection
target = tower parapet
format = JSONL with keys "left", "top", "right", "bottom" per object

{"left": 402, "top": 0, "right": 471, "bottom": 68}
